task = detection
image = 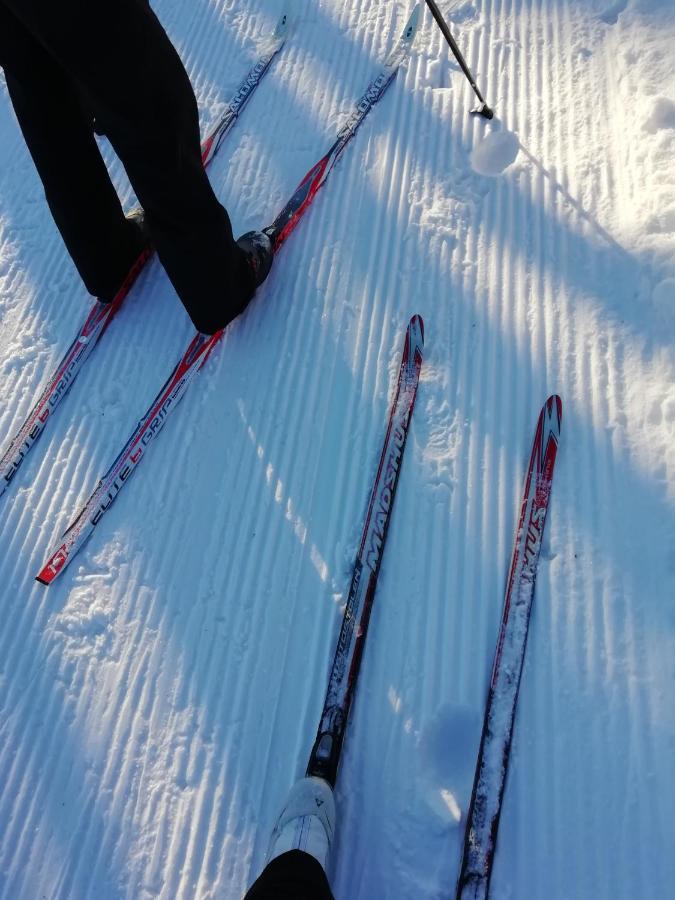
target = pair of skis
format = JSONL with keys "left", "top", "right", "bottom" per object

{"left": 308, "top": 393, "right": 562, "bottom": 895}
{"left": 298, "top": 390, "right": 562, "bottom": 889}
{"left": 0, "top": 10, "right": 289, "bottom": 504}
{"left": 0, "top": 4, "right": 422, "bottom": 583}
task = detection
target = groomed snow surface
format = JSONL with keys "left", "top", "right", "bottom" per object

{"left": 1, "top": 1, "right": 674, "bottom": 897}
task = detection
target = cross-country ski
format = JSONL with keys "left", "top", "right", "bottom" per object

{"left": 244, "top": 315, "right": 423, "bottom": 897}
{"left": 307, "top": 314, "right": 424, "bottom": 788}
{"left": 456, "top": 396, "right": 562, "bottom": 900}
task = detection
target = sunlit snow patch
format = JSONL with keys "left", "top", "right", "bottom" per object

{"left": 470, "top": 129, "right": 520, "bottom": 176}
{"left": 439, "top": 788, "right": 462, "bottom": 822}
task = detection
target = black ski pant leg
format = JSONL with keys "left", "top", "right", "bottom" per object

{"left": 244, "top": 851, "right": 334, "bottom": 900}
{"left": 1, "top": 0, "right": 252, "bottom": 334}
{"left": 0, "top": 2, "right": 145, "bottom": 300}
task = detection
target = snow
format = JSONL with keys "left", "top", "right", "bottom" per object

{"left": 469, "top": 130, "right": 520, "bottom": 177}
{"left": 1, "top": 0, "right": 674, "bottom": 898}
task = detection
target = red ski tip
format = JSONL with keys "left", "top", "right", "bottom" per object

{"left": 546, "top": 394, "right": 562, "bottom": 416}
{"left": 542, "top": 394, "right": 563, "bottom": 438}
{"left": 410, "top": 313, "right": 424, "bottom": 344}
{"left": 406, "top": 315, "right": 424, "bottom": 362}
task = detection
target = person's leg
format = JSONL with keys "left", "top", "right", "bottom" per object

{"left": 244, "top": 778, "right": 336, "bottom": 900}
{"left": 2, "top": 0, "right": 255, "bottom": 334}
{"left": 244, "top": 850, "right": 334, "bottom": 900}
{"left": 0, "top": 1, "right": 145, "bottom": 300}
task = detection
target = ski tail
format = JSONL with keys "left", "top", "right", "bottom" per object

{"left": 0, "top": 13, "right": 287, "bottom": 505}
{"left": 306, "top": 315, "right": 424, "bottom": 788}
{"left": 456, "top": 395, "right": 562, "bottom": 900}
{"left": 35, "top": 332, "right": 220, "bottom": 586}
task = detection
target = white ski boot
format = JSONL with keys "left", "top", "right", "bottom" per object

{"left": 267, "top": 776, "right": 336, "bottom": 870}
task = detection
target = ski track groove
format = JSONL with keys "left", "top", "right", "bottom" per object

{"left": 0, "top": 0, "right": 674, "bottom": 898}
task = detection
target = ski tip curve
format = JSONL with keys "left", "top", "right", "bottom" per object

{"left": 409, "top": 313, "right": 424, "bottom": 346}
{"left": 543, "top": 394, "right": 563, "bottom": 433}
{"left": 407, "top": 314, "right": 425, "bottom": 365}
{"left": 550, "top": 393, "right": 562, "bottom": 418}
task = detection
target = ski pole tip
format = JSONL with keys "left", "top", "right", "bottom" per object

{"left": 471, "top": 102, "right": 494, "bottom": 120}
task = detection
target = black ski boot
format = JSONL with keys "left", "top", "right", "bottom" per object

{"left": 236, "top": 230, "right": 274, "bottom": 289}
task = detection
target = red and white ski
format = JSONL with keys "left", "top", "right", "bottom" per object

{"left": 456, "top": 395, "right": 563, "bottom": 900}
{"left": 36, "top": 6, "right": 421, "bottom": 585}
{"left": 0, "top": 10, "right": 289, "bottom": 502}
{"left": 306, "top": 314, "right": 424, "bottom": 788}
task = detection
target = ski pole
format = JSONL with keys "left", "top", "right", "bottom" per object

{"left": 423, "top": 0, "right": 493, "bottom": 118}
